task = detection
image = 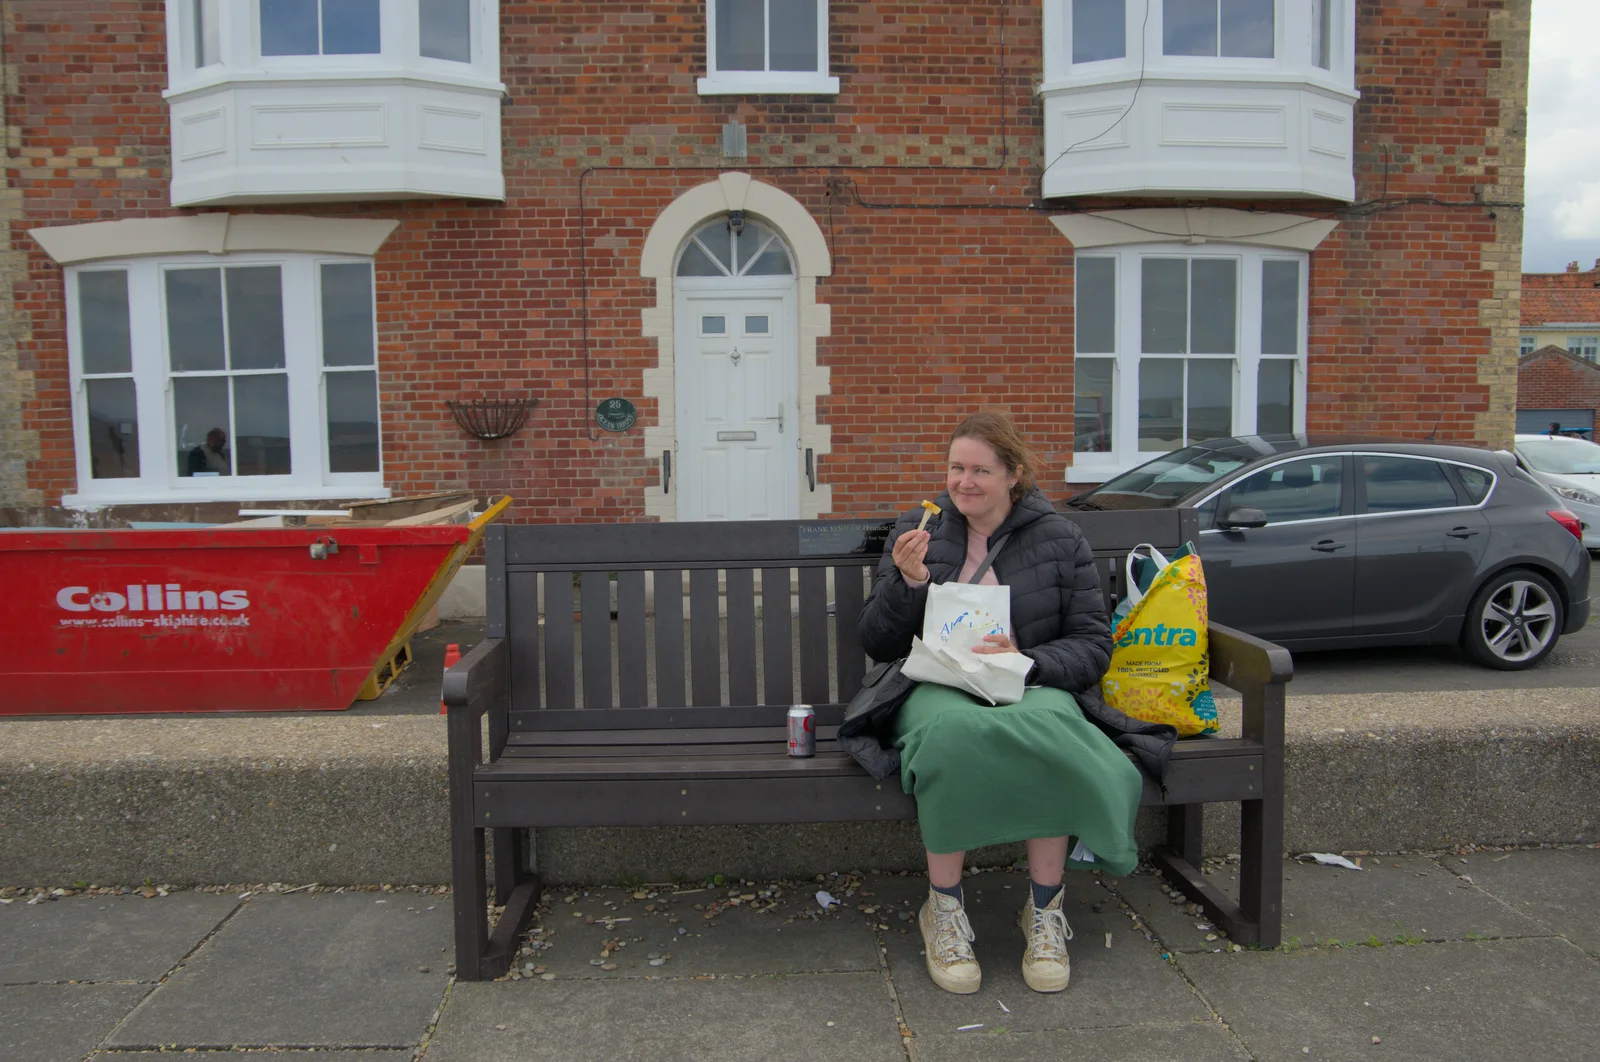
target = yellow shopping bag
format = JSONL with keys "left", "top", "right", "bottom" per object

{"left": 1100, "top": 542, "right": 1218, "bottom": 737}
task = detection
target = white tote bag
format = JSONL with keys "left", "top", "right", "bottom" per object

{"left": 901, "top": 580, "right": 1034, "bottom": 706}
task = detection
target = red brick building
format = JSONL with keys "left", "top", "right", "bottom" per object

{"left": 0, "top": 1, "right": 1530, "bottom": 525}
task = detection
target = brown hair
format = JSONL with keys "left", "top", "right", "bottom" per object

{"left": 949, "top": 410, "right": 1040, "bottom": 504}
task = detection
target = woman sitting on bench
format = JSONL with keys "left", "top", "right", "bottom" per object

{"left": 858, "top": 410, "right": 1174, "bottom": 997}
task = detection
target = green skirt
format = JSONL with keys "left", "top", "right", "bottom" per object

{"left": 891, "top": 682, "right": 1143, "bottom": 875}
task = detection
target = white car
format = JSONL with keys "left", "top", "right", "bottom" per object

{"left": 1514, "top": 433, "right": 1600, "bottom": 550}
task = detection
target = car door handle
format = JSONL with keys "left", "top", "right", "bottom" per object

{"left": 1446, "top": 527, "right": 1480, "bottom": 539}
{"left": 1311, "top": 540, "right": 1346, "bottom": 552}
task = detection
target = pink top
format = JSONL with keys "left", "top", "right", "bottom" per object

{"left": 905, "top": 525, "right": 1000, "bottom": 587}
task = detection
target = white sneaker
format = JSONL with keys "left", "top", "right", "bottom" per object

{"left": 918, "top": 888, "right": 981, "bottom": 994}
{"left": 1018, "top": 888, "right": 1073, "bottom": 993}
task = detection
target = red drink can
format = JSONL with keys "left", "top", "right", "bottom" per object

{"left": 787, "top": 704, "right": 816, "bottom": 757}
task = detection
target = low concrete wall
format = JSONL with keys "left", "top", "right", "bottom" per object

{"left": 2, "top": 690, "right": 1595, "bottom": 886}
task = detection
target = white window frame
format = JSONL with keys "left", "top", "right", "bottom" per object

{"left": 63, "top": 252, "right": 387, "bottom": 507}
{"left": 1069, "top": 242, "right": 1310, "bottom": 483}
{"left": 697, "top": 0, "right": 840, "bottom": 96}
{"left": 1567, "top": 335, "right": 1600, "bottom": 362}
{"left": 1045, "top": 0, "right": 1354, "bottom": 93}
{"left": 1519, "top": 334, "right": 1537, "bottom": 356}
{"left": 166, "top": 0, "right": 502, "bottom": 95}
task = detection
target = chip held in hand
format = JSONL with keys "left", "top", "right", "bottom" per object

{"left": 916, "top": 499, "right": 942, "bottom": 532}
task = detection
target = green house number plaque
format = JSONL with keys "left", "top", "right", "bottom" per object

{"left": 596, "top": 397, "right": 637, "bottom": 432}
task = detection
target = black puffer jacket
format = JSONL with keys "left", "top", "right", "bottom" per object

{"left": 854, "top": 488, "right": 1176, "bottom": 781}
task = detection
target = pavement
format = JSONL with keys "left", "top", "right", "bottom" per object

{"left": 4, "top": 847, "right": 1598, "bottom": 1062}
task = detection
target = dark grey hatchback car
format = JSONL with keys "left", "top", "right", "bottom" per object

{"left": 1065, "top": 436, "right": 1592, "bottom": 670}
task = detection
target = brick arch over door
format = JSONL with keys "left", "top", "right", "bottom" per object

{"left": 640, "top": 172, "right": 833, "bottom": 520}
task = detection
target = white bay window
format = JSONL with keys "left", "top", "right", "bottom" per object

{"left": 165, "top": 0, "right": 503, "bottom": 205}
{"left": 1039, "top": 0, "right": 1357, "bottom": 200}
{"left": 64, "top": 253, "right": 384, "bottom": 505}
{"left": 698, "top": 0, "right": 839, "bottom": 95}
{"left": 1071, "top": 243, "right": 1308, "bottom": 481}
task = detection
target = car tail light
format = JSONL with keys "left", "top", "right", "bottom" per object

{"left": 1548, "top": 509, "right": 1584, "bottom": 541}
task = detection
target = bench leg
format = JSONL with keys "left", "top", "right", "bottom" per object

{"left": 1150, "top": 799, "right": 1282, "bottom": 949}
{"left": 492, "top": 826, "right": 527, "bottom": 905}
{"left": 450, "top": 822, "right": 491, "bottom": 981}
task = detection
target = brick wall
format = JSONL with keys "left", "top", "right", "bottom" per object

{"left": 1, "top": 0, "right": 1532, "bottom": 521}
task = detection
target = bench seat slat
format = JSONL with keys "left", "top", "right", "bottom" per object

{"left": 510, "top": 703, "right": 849, "bottom": 732}
{"left": 478, "top": 774, "right": 914, "bottom": 828}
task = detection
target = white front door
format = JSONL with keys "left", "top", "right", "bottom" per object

{"left": 675, "top": 293, "right": 798, "bottom": 520}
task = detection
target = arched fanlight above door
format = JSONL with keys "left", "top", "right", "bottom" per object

{"left": 676, "top": 218, "right": 794, "bottom": 277}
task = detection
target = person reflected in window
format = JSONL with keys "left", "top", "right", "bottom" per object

{"left": 188, "top": 427, "right": 229, "bottom": 476}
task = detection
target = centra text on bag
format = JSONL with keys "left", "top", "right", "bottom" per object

{"left": 1116, "top": 622, "right": 1199, "bottom": 648}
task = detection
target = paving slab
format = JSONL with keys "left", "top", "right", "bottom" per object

{"left": 0, "top": 893, "right": 238, "bottom": 984}
{"left": 527, "top": 882, "right": 881, "bottom": 979}
{"left": 107, "top": 893, "right": 451, "bottom": 1049}
{"left": 1445, "top": 848, "right": 1600, "bottom": 956}
{"left": 1180, "top": 936, "right": 1600, "bottom": 1062}
{"left": 1118, "top": 856, "right": 1549, "bottom": 954}
{"left": 0, "top": 984, "right": 149, "bottom": 1062}
{"left": 878, "top": 870, "right": 1209, "bottom": 1036}
{"left": 92, "top": 1054, "right": 411, "bottom": 1061}
{"left": 422, "top": 972, "right": 905, "bottom": 1062}
{"left": 909, "top": 1020, "right": 1250, "bottom": 1061}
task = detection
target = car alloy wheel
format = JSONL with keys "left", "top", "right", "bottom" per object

{"left": 1465, "top": 571, "right": 1561, "bottom": 670}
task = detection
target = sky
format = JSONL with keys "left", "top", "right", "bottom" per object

{"left": 1523, "top": 0, "right": 1600, "bottom": 273}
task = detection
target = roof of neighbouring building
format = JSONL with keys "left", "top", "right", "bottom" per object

{"left": 1519, "top": 344, "right": 1600, "bottom": 372}
{"left": 1522, "top": 287, "right": 1600, "bottom": 328}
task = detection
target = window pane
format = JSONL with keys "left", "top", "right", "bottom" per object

{"left": 225, "top": 267, "right": 286, "bottom": 371}
{"left": 419, "top": 0, "right": 470, "bottom": 62}
{"left": 1190, "top": 259, "right": 1237, "bottom": 354}
{"left": 1519, "top": 335, "right": 1536, "bottom": 355}
{"left": 677, "top": 241, "right": 723, "bottom": 277}
{"left": 166, "top": 268, "right": 226, "bottom": 372}
{"left": 1163, "top": 0, "right": 1216, "bottom": 56}
{"left": 744, "top": 315, "right": 770, "bottom": 335}
{"left": 1229, "top": 457, "right": 1342, "bottom": 523}
{"left": 701, "top": 315, "right": 726, "bottom": 334}
{"left": 174, "top": 376, "right": 231, "bottom": 477}
{"left": 86, "top": 378, "right": 139, "bottom": 480}
{"left": 1074, "top": 358, "right": 1115, "bottom": 453}
{"left": 1187, "top": 359, "right": 1233, "bottom": 443}
{"left": 1261, "top": 260, "right": 1300, "bottom": 355}
{"left": 323, "top": 0, "right": 381, "bottom": 54}
{"left": 1257, "top": 359, "right": 1295, "bottom": 435}
{"left": 1073, "top": 0, "right": 1126, "bottom": 63}
{"left": 321, "top": 263, "right": 375, "bottom": 367}
{"left": 743, "top": 243, "right": 794, "bottom": 275}
{"left": 1138, "top": 357, "right": 1185, "bottom": 451}
{"left": 260, "top": 0, "right": 319, "bottom": 55}
{"left": 769, "top": 0, "right": 818, "bottom": 72}
{"left": 1455, "top": 466, "right": 1493, "bottom": 505}
{"left": 1221, "top": 0, "right": 1273, "bottom": 58}
{"left": 233, "top": 374, "right": 292, "bottom": 476}
{"left": 79, "top": 271, "right": 132, "bottom": 375}
{"left": 326, "top": 370, "right": 380, "bottom": 473}
{"left": 1312, "top": 0, "right": 1331, "bottom": 68}
{"left": 1141, "top": 259, "right": 1188, "bottom": 353}
{"left": 1075, "top": 256, "right": 1115, "bottom": 354}
{"left": 197, "top": 0, "right": 221, "bottom": 66}
{"left": 716, "top": 0, "right": 766, "bottom": 71}
{"left": 695, "top": 224, "right": 735, "bottom": 272}
{"left": 1362, "top": 457, "right": 1459, "bottom": 514}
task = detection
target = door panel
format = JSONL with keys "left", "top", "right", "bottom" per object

{"left": 1352, "top": 456, "right": 1491, "bottom": 635}
{"left": 676, "top": 293, "right": 798, "bottom": 521}
{"left": 1201, "top": 455, "right": 1354, "bottom": 642}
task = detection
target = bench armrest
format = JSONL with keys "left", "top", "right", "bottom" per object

{"left": 444, "top": 638, "right": 509, "bottom": 765}
{"left": 1207, "top": 621, "right": 1292, "bottom": 747}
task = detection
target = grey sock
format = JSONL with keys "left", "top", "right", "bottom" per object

{"left": 932, "top": 881, "right": 964, "bottom": 903}
{"left": 1031, "top": 881, "right": 1063, "bottom": 909}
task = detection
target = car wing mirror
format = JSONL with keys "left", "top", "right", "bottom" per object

{"left": 1217, "top": 507, "right": 1268, "bottom": 530}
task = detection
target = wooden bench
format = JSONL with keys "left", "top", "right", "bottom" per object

{"left": 444, "top": 510, "right": 1292, "bottom": 981}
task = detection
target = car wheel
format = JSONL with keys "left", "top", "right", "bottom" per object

{"left": 1461, "top": 569, "right": 1564, "bottom": 670}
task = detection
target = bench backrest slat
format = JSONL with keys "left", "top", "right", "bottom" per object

{"left": 544, "top": 574, "right": 577, "bottom": 710}
{"left": 580, "top": 572, "right": 613, "bottom": 709}
{"left": 761, "top": 566, "right": 794, "bottom": 706}
{"left": 798, "top": 565, "right": 832, "bottom": 704}
{"left": 833, "top": 563, "right": 868, "bottom": 698}
{"left": 653, "top": 568, "right": 687, "bottom": 706}
{"left": 617, "top": 569, "right": 649, "bottom": 708}
{"left": 689, "top": 568, "right": 722, "bottom": 705}
{"left": 726, "top": 568, "right": 759, "bottom": 704}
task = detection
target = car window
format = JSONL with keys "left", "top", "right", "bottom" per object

{"left": 1195, "top": 494, "right": 1220, "bottom": 531}
{"left": 1517, "top": 438, "right": 1600, "bottom": 475}
{"left": 1361, "top": 456, "right": 1460, "bottom": 513}
{"left": 1225, "top": 457, "right": 1343, "bottom": 524}
{"left": 1453, "top": 465, "right": 1494, "bottom": 504}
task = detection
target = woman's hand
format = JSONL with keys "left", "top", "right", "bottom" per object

{"left": 972, "top": 633, "right": 1017, "bottom": 654}
{"left": 892, "top": 529, "right": 931, "bottom": 583}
